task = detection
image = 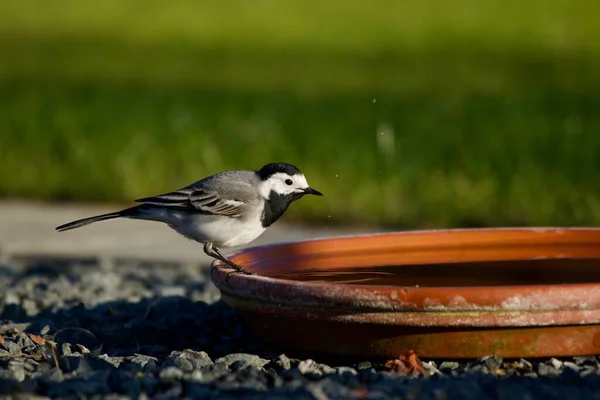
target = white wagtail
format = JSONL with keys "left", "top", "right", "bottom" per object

{"left": 55, "top": 163, "right": 322, "bottom": 275}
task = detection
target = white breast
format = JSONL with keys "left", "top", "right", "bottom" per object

{"left": 166, "top": 208, "right": 267, "bottom": 248}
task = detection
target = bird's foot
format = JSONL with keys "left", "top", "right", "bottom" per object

{"left": 220, "top": 257, "right": 254, "bottom": 275}
{"left": 205, "top": 242, "right": 255, "bottom": 276}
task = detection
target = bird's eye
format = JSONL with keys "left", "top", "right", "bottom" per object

{"left": 285, "top": 179, "right": 293, "bottom": 186}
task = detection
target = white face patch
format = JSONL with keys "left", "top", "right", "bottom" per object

{"left": 258, "top": 172, "right": 310, "bottom": 198}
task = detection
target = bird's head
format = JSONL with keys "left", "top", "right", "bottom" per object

{"left": 256, "top": 163, "right": 323, "bottom": 200}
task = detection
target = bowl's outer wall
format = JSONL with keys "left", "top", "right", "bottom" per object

{"left": 233, "top": 307, "right": 600, "bottom": 359}
{"left": 211, "top": 228, "right": 600, "bottom": 358}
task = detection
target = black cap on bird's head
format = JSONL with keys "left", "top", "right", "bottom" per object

{"left": 256, "top": 162, "right": 323, "bottom": 197}
{"left": 257, "top": 162, "right": 303, "bottom": 181}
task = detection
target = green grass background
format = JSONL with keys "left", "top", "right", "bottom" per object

{"left": 1, "top": 0, "right": 599, "bottom": 228}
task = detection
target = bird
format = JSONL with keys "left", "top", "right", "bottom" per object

{"left": 55, "top": 162, "right": 323, "bottom": 275}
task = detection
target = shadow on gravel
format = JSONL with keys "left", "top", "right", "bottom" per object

{"left": 10, "top": 297, "right": 272, "bottom": 359}
{"left": 0, "top": 257, "right": 277, "bottom": 360}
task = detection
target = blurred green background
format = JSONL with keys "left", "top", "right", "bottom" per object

{"left": 1, "top": 0, "right": 599, "bottom": 228}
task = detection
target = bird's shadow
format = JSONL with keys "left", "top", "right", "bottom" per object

{"left": 0, "top": 257, "right": 278, "bottom": 367}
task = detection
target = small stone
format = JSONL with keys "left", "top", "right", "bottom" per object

{"left": 61, "top": 343, "right": 73, "bottom": 356}
{"left": 197, "top": 363, "right": 228, "bottom": 383}
{"left": 158, "top": 286, "right": 186, "bottom": 297}
{"left": 467, "top": 363, "right": 485, "bottom": 373}
{"left": 159, "top": 366, "right": 184, "bottom": 380}
{"left": 337, "top": 366, "right": 357, "bottom": 376}
{"left": 187, "top": 369, "right": 204, "bottom": 382}
{"left": 581, "top": 366, "right": 599, "bottom": 377}
{"left": 7, "top": 360, "right": 27, "bottom": 382}
{"left": 76, "top": 344, "right": 91, "bottom": 354}
{"left": 180, "top": 350, "right": 213, "bottom": 369}
{"left": 563, "top": 361, "right": 580, "bottom": 372}
{"left": 439, "top": 361, "right": 459, "bottom": 370}
{"left": 318, "top": 363, "right": 336, "bottom": 375}
{"left": 297, "top": 359, "right": 318, "bottom": 375}
{"left": 22, "top": 299, "right": 38, "bottom": 316}
{"left": 1, "top": 292, "right": 20, "bottom": 306}
{"left": 17, "top": 332, "right": 35, "bottom": 349}
{"left": 538, "top": 362, "right": 560, "bottom": 376}
{"left": 23, "top": 359, "right": 38, "bottom": 372}
{"left": 2, "top": 340, "right": 22, "bottom": 355}
{"left": 215, "top": 353, "right": 268, "bottom": 369}
{"left": 573, "top": 356, "right": 598, "bottom": 366}
{"left": 229, "top": 359, "right": 254, "bottom": 372}
{"left": 127, "top": 354, "right": 158, "bottom": 371}
{"left": 266, "top": 354, "right": 291, "bottom": 372}
{"left": 357, "top": 361, "right": 372, "bottom": 370}
{"left": 520, "top": 358, "right": 533, "bottom": 371}
{"left": 421, "top": 361, "right": 443, "bottom": 376}
{"left": 99, "top": 354, "right": 123, "bottom": 368}
{"left": 173, "top": 357, "right": 195, "bottom": 372}
{"left": 181, "top": 349, "right": 211, "bottom": 361}
{"left": 482, "top": 355, "right": 503, "bottom": 374}
{"left": 550, "top": 358, "right": 563, "bottom": 370}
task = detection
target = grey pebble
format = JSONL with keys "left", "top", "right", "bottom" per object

{"left": 563, "top": 361, "right": 580, "bottom": 372}
{"left": 318, "top": 363, "right": 336, "bottom": 375}
{"left": 297, "top": 359, "right": 318, "bottom": 375}
{"left": 7, "top": 360, "right": 27, "bottom": 382}
{"left": 265, "top": 354, "right": 291, "bottom": 372}
{"left": 179, "top": 349, "right": 214, "bottom": 369}
{"left": 520, "top": 358, "right": 534, "bottom": 371}
{"left": 550, "top": 358, "right": 564, "bottom": 369}
{"left": 195, "top": 362, "right": 229, "bottom": 383}
{"left": 421, "top": 361, "right": 443, "bottom": 376}
{"left": 158, "top": 285, "right": 187, "bottom": 297}
{"left": 581, "top": 366, "right": 599, "bottom": 377}
{"left": 482, "top": 355, "right": 503, "bottom": 373}
{"left": 357, "top": 361, "right": 372, "bottom": 370}
{"left": 439, "top": 361, "right": 460, "bottom": 370}
{"left": 538, "top": 362, "right": 561, "bottom": 376}
{"left": 337, "top": 366, "right": 357, "bottom": 376}
{"left": 173, "top": 356, "right": 195, "bottom": 372}
{"left": 215, "top": 353, "right": 269, "bottom": 369}
{"left": 159, "top": 366, "right": 184, "bottom": 380}
{"left": 3, "top": 339, "right": 23, "bottom": 354}
{"left": 573, "top": 356, "right": 599, "bottom": 366}
{"left": 61, "top": 342, "right": 73, "bottom": 355}
{"left": 99, "top": 354, "right": 124, "bottom": 368}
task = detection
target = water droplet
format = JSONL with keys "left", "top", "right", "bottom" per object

{"left": 335, "top": 174, "right": 339, "bottom": 178}
{"left": 372, "top": 98, "right": 376, "bottom": 103}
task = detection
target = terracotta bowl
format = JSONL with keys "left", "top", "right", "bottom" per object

{"left": 210, "top": 228, "right": 600, "bottom": 359}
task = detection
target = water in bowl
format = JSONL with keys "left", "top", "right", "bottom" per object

{"left": 267, "top": 258, "right": 600, "bottom": 287}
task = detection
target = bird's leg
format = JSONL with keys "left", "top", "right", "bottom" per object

{"left": 204, "top": 242, "right": 254, "bottom": 275}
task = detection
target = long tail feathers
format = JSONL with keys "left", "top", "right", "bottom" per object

{"left": 55, "top": 211, "right": 124, "bottom": 232}
{"left": 55, "top": 204, "right": 163, "bottom": 232}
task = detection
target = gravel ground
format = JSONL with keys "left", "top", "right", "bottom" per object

{"left": 1, "top": 258, "right": 600, "bottom": 399}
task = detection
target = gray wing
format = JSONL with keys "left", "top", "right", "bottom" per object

{"left": 135, "top": 172, "right": 259, "bottom": 218}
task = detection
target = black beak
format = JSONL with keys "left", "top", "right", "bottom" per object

{"left": 303, "top": 187, "right": 323, "bottom": 196}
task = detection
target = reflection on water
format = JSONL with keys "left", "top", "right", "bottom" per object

{"left": 267, "top": 258, "right": 600, "bottom": 287}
